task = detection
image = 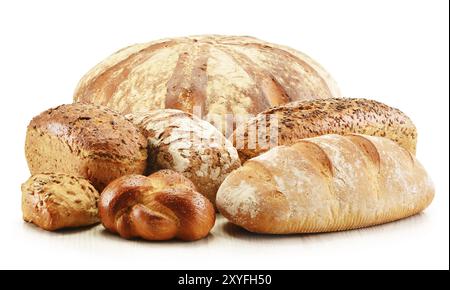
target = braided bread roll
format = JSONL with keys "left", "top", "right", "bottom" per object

{"left": 217, "top": 134, "right": 434, "bottom": 234}
{"left": 99, "top": 170, "right": 215, "bottom": 241}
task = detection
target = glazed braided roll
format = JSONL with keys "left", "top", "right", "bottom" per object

{"left": 99, "top": 170, "right": 215, "bottom": 241}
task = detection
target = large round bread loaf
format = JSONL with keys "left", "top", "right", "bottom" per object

{"left": 217, "top": 134, "right": 434, "bottom": 234}
{"left": 126, "top": 109, "right": 241, "bottom": 205}
{"left": 25, "top": 103, "right": 148, "bottom": 190}
{"left": 231, "top": 98, "right": 417, "bottom": 162}
{"left": 74, "top": 35, "right": 340, "bottom": 135}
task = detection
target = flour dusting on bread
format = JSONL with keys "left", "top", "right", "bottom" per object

{"left": 127, "top": 109, "right": 241, "bottom": 204}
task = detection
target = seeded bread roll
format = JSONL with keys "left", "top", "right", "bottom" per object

{"left": 22, "top": 173, "right": 100, "bottom": 231}
{"left": 217, "top": 134, "right": 434, "bottom": 234}
{"left": 25, "top": 103, "right": 148, "bottom": 190}
{"left": 126, "top": 109, "right": 241, "bottom": 205}
{"left": 231, "top": 98, "right": 417, "bottom": 162}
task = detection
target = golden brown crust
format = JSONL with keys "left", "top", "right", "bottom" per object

{"left": 231, "top": 98, "right": 417, "bottom": 162}
{"left": 21, "top": 173, "right": 100, "bottom": 231}
{"left": 25, "top": 103, "right": 148, "bottom": 190}
{"left": 73, "top": 35, "right": 341, "bottom": 135}
{"left": 217, "top": 134, "right": 434, "bottom": 234}
{"left": 98, "top": 170, "right": 215, "bottom": 241}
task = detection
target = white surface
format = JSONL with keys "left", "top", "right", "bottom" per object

{"left": 0, "top": 0, "right": 448, "bottom": 270}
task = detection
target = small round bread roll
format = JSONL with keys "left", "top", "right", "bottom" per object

{"left": 25, "top": 103, "right": 148, "bottom": 191}
{"left": 99, "top": 170, "right": 215, "bottom": 241}
{"left": 22, "top": 173, "right": 100, "bottom": 231}
{"left": 126, "top": 109, "right": 241, "bottom": 205}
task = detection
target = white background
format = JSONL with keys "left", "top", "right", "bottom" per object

{"left": 0, "top": 0, "right": 448, "bottom": 270}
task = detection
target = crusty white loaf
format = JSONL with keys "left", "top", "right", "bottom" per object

{"left": 126, "top": 109, "right": 241, "bottom": 205}
{"left": 217, "top": 134, "right": 434, "bottom": 234}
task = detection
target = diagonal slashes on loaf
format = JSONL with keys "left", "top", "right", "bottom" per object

{"left": 216, "top": 134, "right": 434, "bottom": 234}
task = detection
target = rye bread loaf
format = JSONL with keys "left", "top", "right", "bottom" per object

{"left": 126, "top": 109, "right": 241, "bottom": 204}
{"left": 22, "top": 173, "right": 100, "bottom": 231}
{"left": 231, "top": 98, "right": 417, "bottom": 162}
{"left": 25, "top": 103, "right": 148, "bottom": 190}
{"left": 217, "top": 134, "right": 434, "bottom": 234}
{"left": 73, "top": 35, "right": 341, "bottom": 136}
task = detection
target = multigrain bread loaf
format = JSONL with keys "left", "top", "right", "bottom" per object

{"left": 126, "top": 109, "right": 241, "bottom": 204}
{"left": 22, "top": 173, "right": 100, "bottom": 231}
{"left": 73, "top": 35, "right": 341, "bottom": 135}
{"left": 231, "top": 98, "right": 417, "bottom": 162}
{"left": 25, "top": 103, "right": 148, "bottom": 190}
{"left": 217, "top": 134, "right": 434, "bottom": 234}
{"left": 99, "top": 170, "right": 215, "bottom": 241}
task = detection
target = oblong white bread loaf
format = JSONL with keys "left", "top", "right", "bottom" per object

{"left": 216, "top": 134, "right": 434, "bottom": 234}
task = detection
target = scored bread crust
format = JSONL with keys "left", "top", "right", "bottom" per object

{"left": 126, "top": 109, "right": 241, "bottom": 205}
{"left": 21, "top": 173, "right": 100, "bottom": 231}
{"left": 25, "top": 103, "right": 148, "bottom": 190}
{"left": 73, "top": 35, "right": 341, "bottom": 136}
{"left": 231, "top": 98, "right": 418, "bottom": 162}
{"left": 217, "top": 134, "right": 434, "bottom": 234}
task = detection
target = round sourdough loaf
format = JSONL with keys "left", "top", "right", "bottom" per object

{"left": 73, "top": 35, "right": 341, "bottom": 135}
{"left": 25, "top": 103, "right": 148, "bottom": 190}
{"left": 126, "top": 109, "right": 241, "bottom": 205}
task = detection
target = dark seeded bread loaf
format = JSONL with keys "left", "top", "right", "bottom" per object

{"left": 230, "top": 98, "right": 417, "bottom": 162}
{"left": 25, "top": 103, "right": 148, "bottom": 190}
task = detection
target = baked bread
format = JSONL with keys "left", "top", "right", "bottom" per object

{"left": 126, "top": 109, "right": 241, "bottom": 205}
{"left": 73, "top": 35, "right": 341, "bottom": 136}
{"left": 25, "top": 103, "right": 148, "bottom": 190}
{"left": 231, "top": 98, "right": 418, "bottom": 162}
{"left": 99, "top": 170, "right": 215, "bottom": 241}
{"left": 217, "top": 134, "right": 434, "bottom": 234}
{"left": 22, "top": 173, "right": 100, "bottom": 231}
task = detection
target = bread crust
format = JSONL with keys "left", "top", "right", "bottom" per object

{"left": 217, "top": 134, "right": 434, "bottom": 234}
{"left": 21, "top": 173, "right": 100, "bottom": 231}
{"left": 231, "top": 98, "right": 417, "bottom": 162}
{"left": 25, "top": 103, "right": 148, "bottom": 190}
{"left": 73, "top": 35, "right": 341, "bottom": 135}
{"left": 126, "top": 109, "right": 241, "bottom": 205}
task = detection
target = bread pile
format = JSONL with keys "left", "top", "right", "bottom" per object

{"left": 21, "top": 35, "right": 434, "bottom": 241}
